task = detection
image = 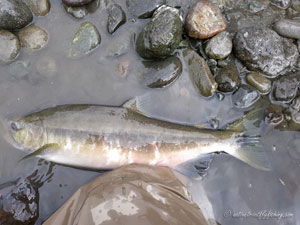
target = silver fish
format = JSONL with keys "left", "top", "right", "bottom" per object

{"left": 5, "top": 97, "right": 270, "bottom": 172}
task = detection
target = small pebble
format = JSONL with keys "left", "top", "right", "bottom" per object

{"left": 25, "top": 0, "right": 51, "bottom": 16}
{"left": 8, "top": 60, "right": 32, "bottom": 77}
{"left": 62, "top": 0, "right": 93, "bottom": 7}
{"left": 0, "top": 30, "right": 20, "bottom": 63}
{"left": 107, "top": 4, "right": 126, "bottom": 34}
{"left": 36, "top": 57, "right": 57, "bottom": 77}
{"left": 18, "top": 25, "right": 49, "bottom": 50}
{"left": 270, "top": 0, "right": 291, "bottom": 9}
{"left": 274, "top": 19, "right": 300, "bottom": 40}
{"left": 64, "top": 5, "right": 88, "bottom": 19}
{"left": 246, "top": 73, "right": 272, "bottom": 94}
{"left": 205, "top": 31, "right": 232, "bottom": 60}
{"left": 232, "top": 85, "right": 260, "bottom": 108}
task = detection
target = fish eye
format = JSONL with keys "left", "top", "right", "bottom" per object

{"left": 11, "top": 122, "right": 19, "bottom": 131}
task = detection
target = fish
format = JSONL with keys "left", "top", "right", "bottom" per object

{"left": 4, "top": 96, "right": 271, "bottom": 173}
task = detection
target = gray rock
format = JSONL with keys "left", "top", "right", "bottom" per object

{"left": 70, "top": 21, "right": 101, "bottom": 58}
{"left": 246, "top": 73, "right": 272, "bottom": 94}
{"left": 136, "top": 6, "right": 182, "bottom": 59}
{"left": 205, "top": 31, "right": 232, "bottom": 60}
{"left": 183, "top": 49, "right": 218, "bottom": 97}
{"left": 107, "top": 4, "right": 126, "bottom": 34}
{"left": 0, "top": 30, "right": 20, "bottom": 63}
{"left": 215, "top": 65, "right": 241, "bottom": 93}
{"left": 8, "top": 60, "right": 32, "bottom": 77}
{"left": 86, "top": 0, "right": 100, "bottom": 13}
{"left": 274, "top": 19, "right": 300, "bottom": 39}
{"left": 292, "top": 0, "right": 300, "bottom": 11}
{"left": 270, "top": 0, "right": 291, "bottom": 9}
{"left": 185, "top": 0, "right": 226, "bottom": 39}
{"left": 272, "top": 74, "right": 300, "bottom": 102}
{"left": 248, "top": 0, "right": 269, "bottom": 13}
{"left": 64, "top": 5, "right": 88, "bottom": 19}
{"left": 233, "top": 27, "right": 298, "bottom": 78}
{"left": 18, "top": 25, "right": 48, "bottom": 50}
{"left": 232, "top": 85, "right": 260, "bottom": 108}
{"left": 141, "top": 56, "right": 182, "bottom": 88}
{"left": 24, "top": 0, "right": 50, "bottom": 16}
{"left": 126, "top": 0, "right": 165, "bottom": 19}
{"left": 0, "top": 0, "right": 33, "bottom": 30}
{"left": 62, "top": 0, "right": 93, "bottom": 7}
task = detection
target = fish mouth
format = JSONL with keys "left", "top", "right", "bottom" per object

{"left": 0, "top": 119, "right": 23, "bottom": 149}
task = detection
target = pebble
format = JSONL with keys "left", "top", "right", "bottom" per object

{"left": 8, "top": 60, "right": 32, "bottom": 77}
{"left": 140, "top": 56, "right": 182, "bottom": 88}
{"left": 64, "top": 5, "right": 88, "bottom": 19}
{"left": 185, "top": 0, "right": 226, "bottom": 39}
{"left": 215, "top": 64, "right": 241, "bottom": 93}
{"left": 0, "top": 0, "right": 33, "bottom": 30}
{"left": 0, "top": 30, "right": 20, "bottom": 63}
{"left": 18, "top": 25, "right": 49, "bottom": 50}
{"left": 274, "top": 19, "right": 300, "bottom": 39}
{"left": 86, "top": 0, "right": 100, "bottom": 13}
{"left": 292, "top": 0, "right": 300, "bottom": 11}
{"left": 107, "top": 4, "right": 126, "bottom": 34}
{"left": 36, "top": 56, "right": 57, "bottom": 77}
{"left": 205, "top": 31, "right": 232, "bottom": 60}
{"left": 126, "top": 0, "right": 165, "bottom": 19}
{"left": 62, "top": 0, "right": 94, "bottom": 7}
{"left": 248, "top": 0, "right": 269, "bottom": 13}
{"left": 183, "top": 49, "right": 218, "bottom": 97}
{"left": 270, "top": 0, "right": 291, "bottom": 9}
{"left": 246, "top": 73, "right": 272, "bottom": 94}
{"left": 70, "top": 21, "right": 101, "bottom": 58}
{"left": 25, "top": 0, "right": 51, "bottom": 16}
{"left": 272, "top": 73, "right": 300, "bottom": 103}
{"left": 232, "top": 85, "right": 260, "bottom": 108}
{"left": 136, "top": 6, "right": 182, "bottom": 59}
{"left": 233, "top": 27, "right": 298, "bottom": 78}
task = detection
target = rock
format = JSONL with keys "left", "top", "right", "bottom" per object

{"left": 183, "top": 49, "right": 218, "bottom": 97}
{"left": 64, "top": 5, "right": 88, "bottom": 19}
{"left": 24, "top": 0, "right": 50, "bottom": 16}
{"left": 126, "top": 0, "right": 165, "bottom": 19}
{"left": 18, "top": 25, "right": 48, "bottom": 50}
{"left": 246, "top": 73, "right": 272, "bottom": 94}
{"left": 215, "top": 65, "right": 241, "bottom": 93}
{"left": 8, "top": 60, "right": 32, "bottom": 77}
{"left": 233, "top": 27, "right": 298, "bottom": 78}
{"left": 70, "top": 21, "right": 101, "bottom": 58}
{"left": 292, "top": 96, "right": 300, "bottom": 110}
{"left": 136, "top": 6, "right": 182, "bottom": 59}
{"left": 248, "top": 0, "right": 269, "bottom": 13}
{"left": 0, "top": 30, "right": 20, "bottom": 63}
{"left": 232, "top": 85, "right": 260, "bottom": 108}
{"left": 0, "top": 0, "right": 33, "bottom": 30}
{"left": 107, "top": 4, "right": 126, "bottom": 34}
{"left": 185, "top": 0, "right": 226, "bottom": 39}
{"left": 272, "top": 74, "right": 300, "bottom": 102}
{"left": 292, "top": 0, "right": 300, "bottom": 11}
{"left": 86, "top": 0, "right": 100, "bottom": 13}
{"left": 274, "top": 19, "right": 300, "bottom": 39}
{"left": 36, "top": 56, "right": 57, "bottom": 77}
{"left": 1, "top": 179, "right": 39, "bottom": 225}
{"left": 140, "top": 56, "right": 182, "bottom": 88}
{"left": 265, "top": 105, "right": 285, "bottom": 125}
{"left": 204, "top": 31, "right": 232, "bottom": 60}
{"left": 270, "top": 0, "right": 291, "bottom": 9}
{"left": 62, "top": 0, "right": 93, "bottom": 7}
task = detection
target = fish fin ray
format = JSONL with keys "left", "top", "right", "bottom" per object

{"left": 20, "top": 143, "right": 60, "bottom": 161}
{"left": 122, "top": 94, "right": 153, "bottom": 117}
{"left": 225, "top": 136, "right": 271, "bottom": 171}
{"left": 174, "top": 154, "right": 214, "bottom": 179}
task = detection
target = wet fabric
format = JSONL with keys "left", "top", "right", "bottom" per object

{"left": 43, "top": 164, "right": 208, "bottom": 225}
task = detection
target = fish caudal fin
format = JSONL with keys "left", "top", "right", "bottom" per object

{"left": 225, "top": 136, "right": 271, "bottom": 171}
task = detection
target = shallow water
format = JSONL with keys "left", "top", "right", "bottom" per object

{"left": 0, "top": 0, "right": 300, "bottom": 224}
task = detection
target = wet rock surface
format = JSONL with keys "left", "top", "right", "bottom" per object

{"left": 215, "top": 64, "right": 241, "bottom": 93}
{"left": 70, "top": 21, "right": 101, "bottom": 58}
{"left": 183, "top": 49, "right": 218, "bottom": 97}
{"left": 25, "top": 0, "right": 51, "bottom": 17}
{"left": 0, "top": 30, "right": 20, "bottom": 63}
{"left": 246, "top": 73, "right": 272, "bottom": 94}
{"left": 273, "top": 19, "right": 300, "bottom": 39}
{"left": 136, "top": 6, "right": 182, "bottom": 59}
{"left": 205, "top": 31, "right": 232, "bottom": 60}
{"left": 62, "top": 0, "right": 94, "bottom": 7}
{"left": 271, "top": 0, "right": 291, "bottom": 9}
{"left": 272, "top": 73, "right": 300, "bottom": 102}
{"left": 64, "top": 5, "right": 88, "bottom": 19}
{"left": 126, "top": 0, "right": 165, "bottom": 19}
{"left": 18, "top": 25, "right": 48, "bottom": 50}
{"left": 140, "top": 56, "right": 182, "bottom": 88}
{"left": 232, "top": 85, "right": 260, "bottom": 108}
{"left": 107, "top": 4, "right": 126, "bottom": 34}
{"left": 0, "top": 0, "right": 33, "bottom": 30}
{"left": 185, "top": 0, "right": 226, "bottom": 39}
{"left": 233, "top": 27, "right": 298, "bottom": 78}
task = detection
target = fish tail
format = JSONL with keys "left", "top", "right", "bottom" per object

{"left": 225, "top": 135, "right": 271, "bottom": 171}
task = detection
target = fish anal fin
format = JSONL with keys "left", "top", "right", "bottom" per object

{"left": 20, "top": 143, "right": 60, "bottom": 161}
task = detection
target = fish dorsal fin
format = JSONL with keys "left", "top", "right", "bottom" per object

{"left": 20, "top": 143, "right": 60, "bottom": 161}
{"left": 122, "top": 94, "right": 154, "bottom": 117}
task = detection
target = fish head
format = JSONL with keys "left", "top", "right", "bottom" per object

{"left": 9, "top": 120, "right": 45, "bottom": 151}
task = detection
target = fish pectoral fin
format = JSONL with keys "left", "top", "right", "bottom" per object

{"left": 20, "top": 143, "right": 60, "bottom": 161}
{"left": 174, "top": 154, "right": 214, "bottom": 180}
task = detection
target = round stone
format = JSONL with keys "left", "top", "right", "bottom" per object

{"left": 273, "top": 19, "right": 300, "bottom": 40}
{"left": 246, "top": 73, "right": 272, "bottom": 94}
{"left": 25, "top": 0, "right": 51, "bottom": 16}
{"left": 8, "top": 60, "right": 32, "bottom": 77}
{"left": 0, "top": 30, "right": 20, "bottom": 63}
{"left": 205, "top": 31, "right": 232, "bottom": 60}
{"left": 215, "top": 65, "right": 241, "bottom": 93}
{"left": 36, "top": 57, "right": 57, "bottom": 77}
{"left": 18, "top": 25, "right": 49, "bottom": 50}
{"left": 232, "top": 85, "right": 260, "bottom": 108}
{"left": 64, "top": 5, "right": 88, "bottom": 19}
{"left": 62, "top": 0, "right": 94, "bottom": 7}
{"left": 107, "top": 4, "right": 126, "bottom": 34}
